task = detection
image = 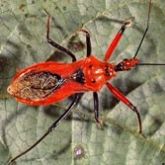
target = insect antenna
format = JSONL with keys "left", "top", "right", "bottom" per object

{"left": 133, "top": 0, "right": 151, "bottom": 59}
{"left": 138, "top": 63, "right": 165, "bottom": 66}
{"left": 133, "top": 0, "right": 165, "bottom": 66}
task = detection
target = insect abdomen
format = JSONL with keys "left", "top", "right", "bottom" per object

{"left": 8, "top": 71, "right": 64, "bottom": 100}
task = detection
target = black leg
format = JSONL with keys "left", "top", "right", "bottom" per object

{"left": 46, "top": 16, "right": 77, "bottom": 62}
{"left": 93, "top": 92, "right": 100, "bottom": 123}
{"left": 8, "top": 93, "right": 82, "bottom": 165}
{"left": 80, "top": 29, "right": 92, "bottom": 57}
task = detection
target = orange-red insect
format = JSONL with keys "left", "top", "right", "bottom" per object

{"left": 7, "top": 0, "right": 161, "bottom": 164}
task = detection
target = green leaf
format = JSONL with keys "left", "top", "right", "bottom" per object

{"left": 0, "top": 0, "right": 165, "bottom": 165}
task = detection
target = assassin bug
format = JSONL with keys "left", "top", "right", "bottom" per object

{"left": 7, "top": 0, "right": 164, "bottom": 164}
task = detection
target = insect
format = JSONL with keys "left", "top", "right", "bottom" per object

{"left": 7, "top": 0, "right": 164, "bottom": 164}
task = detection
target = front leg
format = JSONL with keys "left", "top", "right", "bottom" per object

{"left": 104, "top": 17, "right": 134, "bottom": 61}
{"left": 106, "top": 82, "right": 142, "bottom": 134}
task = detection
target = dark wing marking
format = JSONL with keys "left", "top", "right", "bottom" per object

{"left": 14, "top": 71, "right": 65, "bottom": 100}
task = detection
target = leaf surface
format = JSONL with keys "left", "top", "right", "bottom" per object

{"left": 0, "top": 0, "right": 164, "bottom": 165}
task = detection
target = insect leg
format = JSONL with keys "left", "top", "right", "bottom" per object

{"left": 106, "top": 82, "right": 142, "bottom": 134}
{"left": 80, "top": 29, "right": 92, "bottom": 57}
{"left": 93, "top": 92, "right": 100, "bottom": 123}
{"left": 46, "top": 16, "right": 77, "bottom": 62}
{"left": 8, "top": 93, "right": 82, "bottom": 165}
{"left": 104, "top": 18, "right": 133, "bottom": 61}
